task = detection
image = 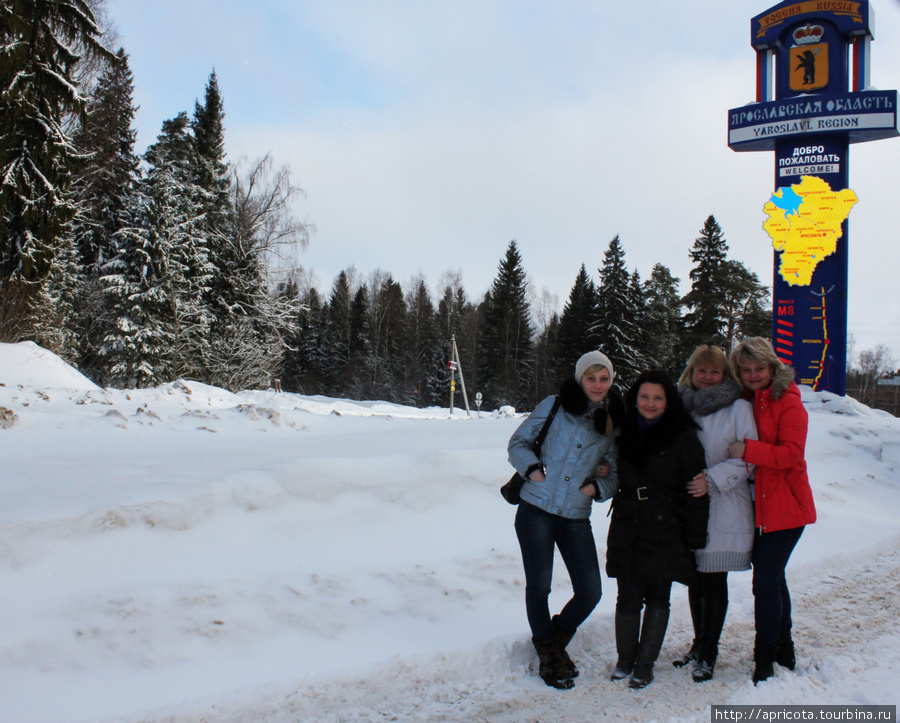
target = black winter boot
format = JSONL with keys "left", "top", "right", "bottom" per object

{"left": 611, "top": 611, "right": 640, "bottom": 681}
{"left": 673, "top": 641, "right": 698, "bottom": 669}
{"left": 693, "top": 598, "right": 728, "bottom": 682}
{"left": 533, "top": 637, "right": 574, "bottom": 690}
{"left": 550, "top": 615, "right": 579, "bottom": 679}
{"left": 775, "top": 631, "right": 796, "bottom": 670}
{"left": 752, "top": 643, "right": 776, "bottom": 684}
{"left": 674, "top": 587, "right": 703, "bottom": 668}
{"left": 629, "top": 606, "right": 670, "bottom": 689}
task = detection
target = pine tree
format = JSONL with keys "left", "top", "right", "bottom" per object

{"left": 533, "top": 310, "right": 560, "bottom": 399}
{"left": 191, "top": 71, "right": 241, "bottom": 381}
{"left": 643, "top": 263, "right": 684, "bottom": 376}
{"left": 71, "top": 48, "right": 141, "bottom": 378}
{"left": 682, "top": 215, "right": 729, "bottom": 351}
{"left": 192, "top": 71, "right": 230, "bottom": 206}
{"left": 72, "top": 49, "right": 140, "bottom": 269}
{"left": 405, "top": 278, "right": 443, "bottom": 406}
{"left": 555, "top": 264, "right": 599, "bottom": 379}
{"left": 628, "top": 269, "right": 651, "bottom": 374}
{"left": 592, "top": 235, "right": 642, "bottom": 387}
{"left": 478, "top": 241, "right": 534, "bottom": 408}
{"left": 100, "top": 113, "right": 213, "bottom": 386}
{"left": 282, "top": 287, "right": 329, "bottom": 393}
{"left": 368, "top": 274, "right": 407, "bottom": 402}
{"left": 0, "top": 0, "right": 112, "bottom": 344}
{"left": 347, "top": 284, "right": 374, "bottom": 399}
{"left": 326, "top": 270, "right": 354, "bottom": 394}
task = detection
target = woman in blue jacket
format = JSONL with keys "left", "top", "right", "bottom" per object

{"left": 508, "top": 350, "right": 622, "bottom": 689}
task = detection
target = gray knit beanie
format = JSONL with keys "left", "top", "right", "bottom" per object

{"left": 574, "top": 350, "right": 615, "bottom": 382}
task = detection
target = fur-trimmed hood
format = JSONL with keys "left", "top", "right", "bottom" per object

{"left": 768, "top": 365, "right": 796, "bottom": 400}
{"left": 738, "top": 364, "right": 797, "bottom": 401}
{"left": 681, "top": 379, "right": 742, "bottom": 417}
{"left": 559, "top": 376, "right": 624, "bottom": 436}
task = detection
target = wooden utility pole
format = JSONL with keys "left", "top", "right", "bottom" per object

{"left": 449, "top": 334, "right": 470, "bottom": 416}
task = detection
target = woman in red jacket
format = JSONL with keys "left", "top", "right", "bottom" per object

{"left": 728, "top": 337, "right": 816, "bottom": 684}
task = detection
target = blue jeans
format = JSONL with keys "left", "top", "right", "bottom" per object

{"left": 515, "top": 501, "right": 602, "bottom": 641}
{"left": 752, "top": 526, "right": 804, "bottom": 647}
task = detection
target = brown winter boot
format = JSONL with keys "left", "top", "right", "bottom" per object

{"left": 533, "top": 637, "right": 574, "bottom": 690}
{"left": 550, "top": 615, "right": 579, "bottom": 679}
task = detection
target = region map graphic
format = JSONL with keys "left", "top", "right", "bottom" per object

{"left": 762, "top": 175, "right": 858, "bottom": 286}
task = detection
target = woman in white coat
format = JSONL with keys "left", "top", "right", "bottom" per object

{"left": 674, "top": 344, "right": 757, "bottom": 681}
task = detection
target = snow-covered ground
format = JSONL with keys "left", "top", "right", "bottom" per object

{"left": 1, "top": 340, "right": 898, "bottom": 723}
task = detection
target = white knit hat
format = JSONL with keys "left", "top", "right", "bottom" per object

{"left": 575, "top": 350, "right": 615, "bottom": 382}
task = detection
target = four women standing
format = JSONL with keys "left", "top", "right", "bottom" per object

{"left": 508, "top": 338, "right": 816, "bottom": 689}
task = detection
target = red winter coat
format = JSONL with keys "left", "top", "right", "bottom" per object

{"left": 741, "top": 367, "right": 817, "bottom": 533}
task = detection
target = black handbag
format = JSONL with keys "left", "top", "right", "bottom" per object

{"left": 501, "top": 396, "right": 562, "bottom": 504}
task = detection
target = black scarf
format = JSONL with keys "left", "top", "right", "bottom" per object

{"left": 558, "top": 376, "right": 624, "bottom": 435}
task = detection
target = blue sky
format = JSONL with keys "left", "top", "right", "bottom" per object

{"left": 104, "top": 0, "right": 900, "bottom": 359}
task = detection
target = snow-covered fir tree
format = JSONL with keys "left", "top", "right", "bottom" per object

{"left": 592, "top": 235, "right": 642, "bottom": 388}
{"left": 100, "top": 113, "right": 213, "bottom": 386}
{"left": 643, "top": 263, "right": 684, "bottom": 377}
{"left": 71, "top": 48, "right": 142, "bottom": 379}
{"left": 681, "top": 215, "right": 729, "bottom": 353}
{"left": 0, "top": 0, "right": 111, "bottom": 346}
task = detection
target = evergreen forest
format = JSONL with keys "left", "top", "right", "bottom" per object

{"left": 2, "top": 0, "right": 775, "bottom": 410}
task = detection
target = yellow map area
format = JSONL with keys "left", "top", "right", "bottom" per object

{"left": 762, "top": 176, "right": 858, "bottom": 287}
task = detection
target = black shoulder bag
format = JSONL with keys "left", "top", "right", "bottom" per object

{"left": 501, "top": 396, "right": 562, "bottom": 505}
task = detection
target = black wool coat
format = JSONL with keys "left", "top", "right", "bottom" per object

{"left": 605, "top": 410, "right": 710, "bottom": 587}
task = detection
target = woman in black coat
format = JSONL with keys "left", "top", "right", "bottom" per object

{"left": 606, "top": 370, "right": 709, "bottom": 689}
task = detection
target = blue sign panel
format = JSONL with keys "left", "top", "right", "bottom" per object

{"left": 770, "top": 138, "right": 849, "bottom": 390}
{"left": 729, "top": 90, "right": 899, "bottom": 151}
{"left": 727, "top": 0, "right": 898, "bottom": 395}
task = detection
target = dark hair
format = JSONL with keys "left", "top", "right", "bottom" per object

{"left": 617, "top": 369, "right": 698, "bottom": 465}
{"left": 625, "top": 369, "right": 697, "bottom": 430}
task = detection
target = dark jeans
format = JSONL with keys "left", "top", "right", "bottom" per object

{"left": 615, "top": 578, "right": 673, "bottom": 615}
{"left": 515, "top": 501, "right": 603, "bottom": 641}
{"left": 752, "top": 526, "right": 804, "bottom": 647}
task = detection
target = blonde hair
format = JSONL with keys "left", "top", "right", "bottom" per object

{"left": 678, "top": 344, "right": 736, "bottom": 389}
{"left": 729, "top": 337, "right": 785, "bottom": 379}
{"left": 581, "top": 363, "right": 610, "bottom": 379}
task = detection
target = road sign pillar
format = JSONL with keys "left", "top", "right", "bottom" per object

{"left": 728, "top": 0, "right": 898, "bottom": 394}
